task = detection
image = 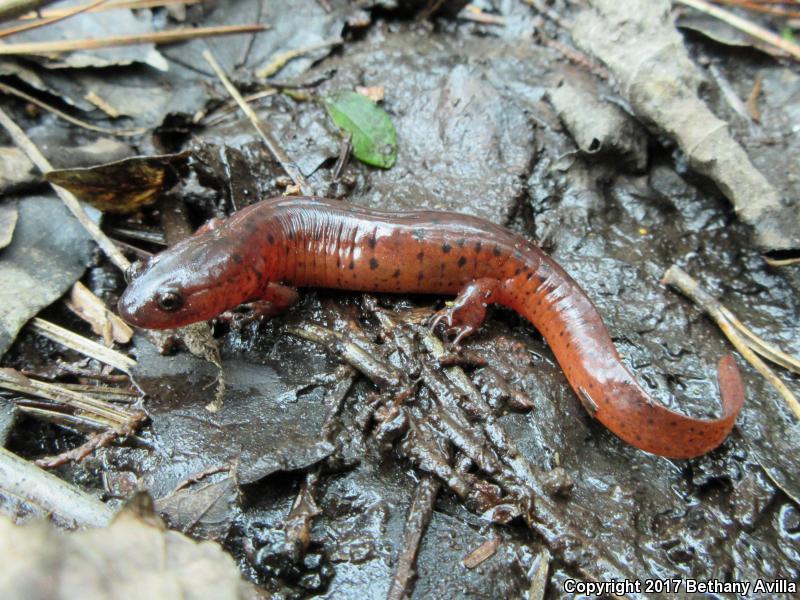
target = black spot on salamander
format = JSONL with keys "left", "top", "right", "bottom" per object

{"left": 526, "top": 271, "right": 533, "bottom": 280}
{"left": 267, "top": 233, "right": 275, "bottom": 245}
{"left": 416, "top": 251, "right": 424, "bottom": 261}
{"left": 368, "top": 232, "right": 377, "bottom": 248}
{"left": 336, "top": 257, "right": 341, "bottom": 268}
{"left": 417, "top": 271, "right": 424, "bottom": 281}
{"left": 441, "top": 243, "right": 452, "bottom": 253}
{"left": 457, "top": 256, "right": 467, "bottom": 268}
{"left": 232, "top": 253, "right": 243, "bottom": 264}
{"left": 456, "top": 238, "right": 465, "bottom": 248}
{"left": 493, "top": 246, "right": 502, "bottom": 257}
{"left": 287, "top": 232, "right": 294, "bottom": 241}
{"left": 392, "top": 269, "right": 401, "bottom": 278}
{"left": 514, "top": 267, "right": 522, "bottom": 276}
{"left": 474, "top": 241, "right": 482, "bottom": 252}
{"left": 349, "top": 261, "right": 355, "bottom": 270}
{"left": 369, "top": 258, "right": 380, "bottom": 270}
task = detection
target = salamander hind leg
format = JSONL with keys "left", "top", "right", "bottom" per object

{"left": 430, "top": 278, "right": 501, "bottom": 345}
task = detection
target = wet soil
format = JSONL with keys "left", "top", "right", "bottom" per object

{"left": 1, "top": 1, "right": 799, "bottom": 599}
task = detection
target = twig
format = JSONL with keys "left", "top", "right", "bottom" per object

{"left": 58, "top": 383, "right": 138, "bottom": 401}
{"left": 19, "top": 0, "right": 203, "bottom": 19}
{"left": 386, "top": 475, "right": 441, "bottom": 600}
{"left": 34, "top": 414, "right": 145, "bottom": 468}
{"left": 65, "top": 281, "right": 134, "bottom": 346}
{"left": 287, "top": 323, "right": 401, "bottom": 388}
{"left": 746, "top": 72, "right": 763, "bottom": 123}
{"left": 202, "top": 49, "right": 313, "bottom": 196}
{"left": 0, "top": 0, "right": 58, "bottom": 23}
{"left": 712, "top": 0, "right": 800, "bottom": 19}
{"left": 462, "top": 537, "right": 502, "bottom": 569}
{"left": 17, "top": 404, "right": 116, "bottom": 430}
{"left": 0, "top": 0, "right": 105, "bottom": 39}
{"left": 461, "top": 5, "right": 507, "bottom": 25}
{"left": 194, "top": 88, "right": 277, "bottom": 126}
{"left": 0, "top": 23, "right": 268, "bottom": 55}
{"left": 255, "top": 37, "right": 342, "bottom": 79}
{"left": 0, "top": 107, "right": 131, "bottom": 271}
{"left": 538, "top": 33, "right": 610, "bottom": 80}
{"left": 662, "top": 265, "right": 800, "bottom": 419}
{"left": 283, "top": 470, "right": 321, "bottom": 562}
{"left": 676, "top": 0, "right": 800, "bottom": 60}
{"left": 31, "top": 318, "right": 136, "bottom": 374}
{"left": 522, "top": 0, "right": 571, "bottom": 29}
{"left": 0, "top": 446, "right": 113, "bottom": 527}
{"left": 717, "top": 306, "right": 800, "bottom": 374}
{"left": 763, "top": 254, "right": 800, "bottom": 267}
{"left": 0, "top": 81, "right": 145, "bottom": 136}
{"left": 527, "top": 548, "right": 551, "bottom": 600}
{"left": 708, "top": 64, "right": 753, "bottom": 123}
{"left": 0, "top": 368, "right": 134, "bottom": 422}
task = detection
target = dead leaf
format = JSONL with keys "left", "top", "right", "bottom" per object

{"left": 0, "top": 496, "right": 265, "bottom": 600}
{"left": 0, "top": 200, "right": 17, "bottom": 250}
{"left": 0, "top": 147, "right": 36, "bottom": 193}
{"left": 156, "top": 471, "right": 241, "bottom": 541}
{"left": 45, "top": 152, "right": 191, "bottom": 215}
{"left": 0, "top": 196, "right": 94, "bottom": 359}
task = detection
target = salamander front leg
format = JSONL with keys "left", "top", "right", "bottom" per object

{"left": 430, "top": 278, "right": 501, "bottom": 345}
{"left": 218, "top": 282, "right": 299, "bottom": 327}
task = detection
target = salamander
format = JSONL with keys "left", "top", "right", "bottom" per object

{"left": 118, "top": 196, "right": 744, "bottom": 459}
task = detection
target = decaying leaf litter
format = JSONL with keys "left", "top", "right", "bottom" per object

{"left": 0, "top": 0, "right": 798, "bottom": 598}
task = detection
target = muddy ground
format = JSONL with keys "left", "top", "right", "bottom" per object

{"left": 0, "top": 1, "right": 799, "bottom": 599}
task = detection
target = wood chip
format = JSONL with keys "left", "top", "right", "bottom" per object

{"left": 65, "top": 281, "right": 133, "bottom": 346}
{"left": 462, "top": 537, "right": 502, "bottom": 569}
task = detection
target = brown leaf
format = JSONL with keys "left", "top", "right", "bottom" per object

{"left": 44, "top": 152, "right": 191, "bottom": 215}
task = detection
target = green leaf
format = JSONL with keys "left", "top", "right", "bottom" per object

{"left": 324, "top": 91, "right": 397, "bottom": 169}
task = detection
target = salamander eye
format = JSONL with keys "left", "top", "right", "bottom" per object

{"left": 156, "top": 290, "right": 183, "bottom": 312}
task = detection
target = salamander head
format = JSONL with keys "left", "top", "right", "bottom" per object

{"left": 118, "top": 229, "right": 263, "bottom": 329}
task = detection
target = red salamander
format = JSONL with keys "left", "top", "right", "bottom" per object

{"left": 118, "top": 197, "right": 744, "bottom": 459}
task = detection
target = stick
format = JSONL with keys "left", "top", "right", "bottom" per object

{"left": 0, "top": 0, "right": 58, "bottom": 23}
{"left": 0, "top": 446, "right": 113, "bottom": 527}
{"left": 662, "top": 265, "right": 800, "bottom": 420}
{"left": 202, "top": 49, "right": 313, "bottom": 196}
{"left": 31, "top": 318, "right": 136, "bottom": 374}
{"left": 0, "top": 23, "right": 267, "bottom": 55}
{"left": 0, "top": 0, "right": 106, "bottom": 39}
{"left": 386, "top": 475, "right": 440, "bottom": 600}
{"left": 0, "top": 81, "right": 145, "bottom": 136}
{"left": 0, "top": 107, "right": 131, "bottom": 271}
{"left": 676, "top": 0, "right": 800, "bottom": 60}
{"left": 18, "top": 0, "right": 203, "bottom": 19}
